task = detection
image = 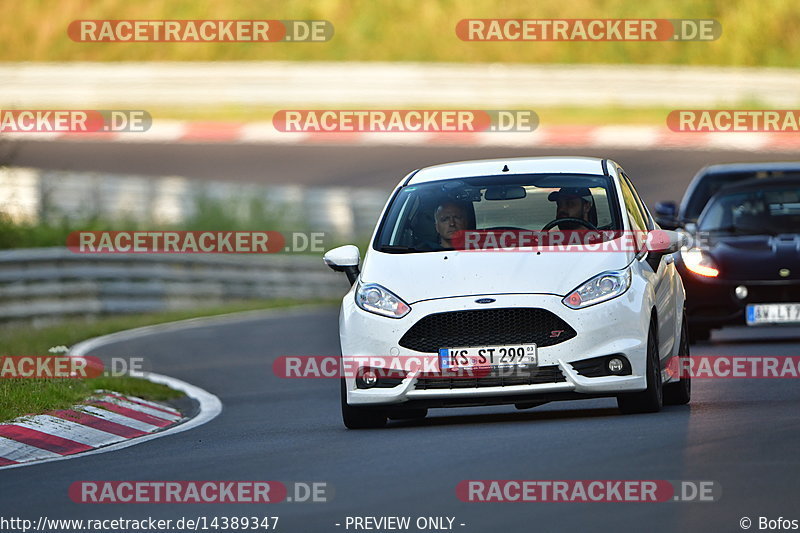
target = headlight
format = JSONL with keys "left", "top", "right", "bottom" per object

{"left": 682, "top": 248, "right": 719, "bottom": 277}
{"left": 355, "top": 283, "right": 411, "bottom": 318}
{"left": 563, "top": 269, "right": 631, "bottom": 309}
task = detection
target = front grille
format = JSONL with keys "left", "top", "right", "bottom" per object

{"left": 399, "top": 308, "right": 576, "bottom": 353}
{"left": 742, "top": 284, "right": 800, "bottom": 304}
{"left": 414, "top": 365, "right": 565, "bottom": 390}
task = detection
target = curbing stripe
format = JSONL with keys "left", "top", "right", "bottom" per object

{"left": 78, "top": 405, "right": 163, "bottom": 432}
{"left": 10, "top": 416, "right": 125, "bottom": 448}
{"left": 48, "top": 409, "right": 147, "bottom": 438}
{"left": 0, "top": 426, "right": 92, "bottom": 455}
{"left": 0, "top": 436, "right": 61, "bottom": 462}
{"left": 88, "top": 401, "right": 174, "bottom": 428}
{"left": 23, "top": 121, "right": 800, "bottom": 152}
{"left": 99, "top": 392, "right": 181, "bottom": 417}
{"left": 95, "top": 395, "right": 182, "bottom": 421}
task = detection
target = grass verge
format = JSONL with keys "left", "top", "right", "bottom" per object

{"left": 0, "top": 299, "right": 336, "bottom": 422}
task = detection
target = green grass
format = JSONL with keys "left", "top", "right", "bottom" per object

{"left": 141, "top": 104, "right": 677, "bottom": 127}
{"left": 1, "top": 0, "right": 798, "bottom": 67}
{"left": 0, "top": 299, "right": 336, "bottom": 421}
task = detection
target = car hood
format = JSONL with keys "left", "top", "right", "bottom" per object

{"left": 699, "top": 234, "right": 800, "bottom": 281}
{"left": 360, "top": 248, "right": 634, "bottom": 304}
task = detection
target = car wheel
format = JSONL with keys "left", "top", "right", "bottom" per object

{"left": 617, "top": 321, "right": 663, "bottom": 414}
{"left": 664, "top": 317, "right": 692, "bottom": 405}
{"left": 340, "top": 379, "right": 387, "bottom": 429}
{"left": 689, "top": 325, "right": 710, "bottom": 344}
{"left": 664, "top": 316, "right": 691, "bottom": 406}
{"left": 387, "top": 409, "right": 428, "bottom": 420}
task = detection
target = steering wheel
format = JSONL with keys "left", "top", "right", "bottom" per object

{"left": 541, "top": 218, "right": 598, "bottom": 231}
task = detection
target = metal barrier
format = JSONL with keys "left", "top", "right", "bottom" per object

{"left": 2, "top": 62, "right": 800, "bottom": 108}
{"left": 0, "top": 247, "right": 348, "bottom": 323}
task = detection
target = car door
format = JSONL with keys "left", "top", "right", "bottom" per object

{"left": 619, "top": 170, "right": 678, "bottom": 360}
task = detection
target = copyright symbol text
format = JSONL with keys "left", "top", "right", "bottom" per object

{"left": 740, "top": 517, "right": 751, "bottom": 529}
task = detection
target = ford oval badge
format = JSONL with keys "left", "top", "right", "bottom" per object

{"left": 475, "top": 298, "right": 496, "bottom": 304}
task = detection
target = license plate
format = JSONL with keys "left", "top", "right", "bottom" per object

{"left": 746, "top": 303, "right": 800, "bottom": 325}
{"left": 439, "top": 344, "right": 537, "bottom": 371}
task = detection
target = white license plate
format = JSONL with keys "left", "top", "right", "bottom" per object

{"left": 746, "top": 303, "right": 800, "bottom": 325}
{"left": 439, "top": 344, "right": 537, "bottom": 371}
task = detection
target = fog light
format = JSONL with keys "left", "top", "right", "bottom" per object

{"left": 358, "top": 370, "right": 378, "bottom": 388}
{"left": 735, "top": 285, "right": 748, "bottom": 300}
{"left": 608, "top": 358, "right": 625, "bottom": 374}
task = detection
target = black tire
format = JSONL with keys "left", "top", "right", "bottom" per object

{"left": 617, "top": 321, "right": 663, "bottom": 414}
{"left": 688, "top": 325, "right": 711, "bottom": 344}
{"left": 340, "top": 379, "right": 387, "bottom": 429}
{"left": 664, "top": 316, "right": 691, "bottom": 406}
{"left": 387, "top": 409, "right": 428, "bottom": 420}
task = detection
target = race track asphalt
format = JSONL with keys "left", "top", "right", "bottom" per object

{"left": 2, "top": 142, "right": 799, "bottom": 532}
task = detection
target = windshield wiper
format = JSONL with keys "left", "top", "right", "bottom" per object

{"left": 378, "top": 245, "right": 424, "bottom": 253}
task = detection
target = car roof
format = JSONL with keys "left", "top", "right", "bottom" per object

{"left": 406, "top": 157, "right": 608, "bottom": 185}
{"left": 699, "top": 162, "right": 800, "bottom": 176}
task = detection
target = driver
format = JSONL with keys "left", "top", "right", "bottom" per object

{"left": 547, "top": 187, "right": 594, "bottom": 230}
{"left": 433, "top": 201, "right": 471, "bottom": 249}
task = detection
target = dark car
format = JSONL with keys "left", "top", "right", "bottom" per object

{"left": 655, "top": 162, "right": 800, "bottom": 230}
{"left": 677, "top": 176, "right": 800, "bottom": 342}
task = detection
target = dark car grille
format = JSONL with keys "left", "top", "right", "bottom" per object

{"left": 414, "top": 365, "right": 565, "bottom": 390}
{"left": 398, "top": 308, "right": 576, "bottom": 353}
{"left": 743, "top": 284, "right": 800, "bottom": 304}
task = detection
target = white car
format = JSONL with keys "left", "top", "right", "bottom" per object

{"left": 324, "top": 157, "right": 690, "bottom": 429}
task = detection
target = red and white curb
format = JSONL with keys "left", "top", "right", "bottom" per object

{"left": 4, "top": 121, "right": 800, "bottom": 152}
{"left": 0, "top": 391, "right": 183, "bottom": 467}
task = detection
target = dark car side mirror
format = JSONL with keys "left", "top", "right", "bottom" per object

{"left": 654, "top": 201, "right": 678, "bottom": 230}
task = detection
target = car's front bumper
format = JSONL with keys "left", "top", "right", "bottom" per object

{"left": 339, "top": 290, "right": 654, "bottom": 407}
{"left": 679, "top": 263, "right": 800, "bottom": 328}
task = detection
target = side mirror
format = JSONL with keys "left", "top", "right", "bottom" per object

{"left": 646, "top": 230, "right": 688, "bottom": 255}
{"left": 323, "top": 245, "right": 361, "bottom": 285}
{"left": 654, "top": 201, "right": 678, "bottom": 230}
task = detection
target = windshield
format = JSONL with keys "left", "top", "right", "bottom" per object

{"left": 374, "top": 173, "right": 622, "bottom": 252}
{"left": 698, "top": 185, "right": 800, "bottom": 235}
{"left": 685, "top": 170, "right": 800, "bottom": 221}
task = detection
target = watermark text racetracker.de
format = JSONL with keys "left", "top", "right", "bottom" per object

{"left": 0, "top": 110, "right": 151, "bottom": 133}
{"left": 273, "top": 110, "right": 538, "bottom": 133}
{"left": 0, "top": 356, "right": 144, "bottom": 379}
{"left": 458, "top": 480, "right": 720, "bottom": 502}
{"left": 69, "top": 480, "right": 330, "bottom": 503}
{"left": 666, "top": 356, "right": 800, "bottom": 379}
{"left": 0, "top": 515, "right": 280, "bottom": 532}
{"left": 68, "top": 19, "right": 333, "bottom": 42}
{"left": 456, "top": 19, "right": 720, "bottom": 41}
{"left": 668, "top": 110, "right": 800, "bottom": 132}
{"left": 67, "top": 231, "right": 326, "bottom": 254}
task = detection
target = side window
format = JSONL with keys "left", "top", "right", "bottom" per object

{"left": 621, "top": 172, "right": 654, "bottom": 230}
{"left": 619, "top": 176, "right": 647, "bottom": 233}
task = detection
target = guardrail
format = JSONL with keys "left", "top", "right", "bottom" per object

{"left": 1, "top": 62, "right": 799, "bottom": 108}
{"left": 0, "top": 247, "right": 348, "bottom": 324}
{"left": 0, "top": 167, "right": 390, "bottom": 240}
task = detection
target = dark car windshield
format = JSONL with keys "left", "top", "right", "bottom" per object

{"left": 374, "top": 173, "right": 621, "bottom": 252}
{"left": 684, "top": 170, "right": 800, "bottom": 221}
{"left": 698, "top": 185, "right": 800, "bottom": 235}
